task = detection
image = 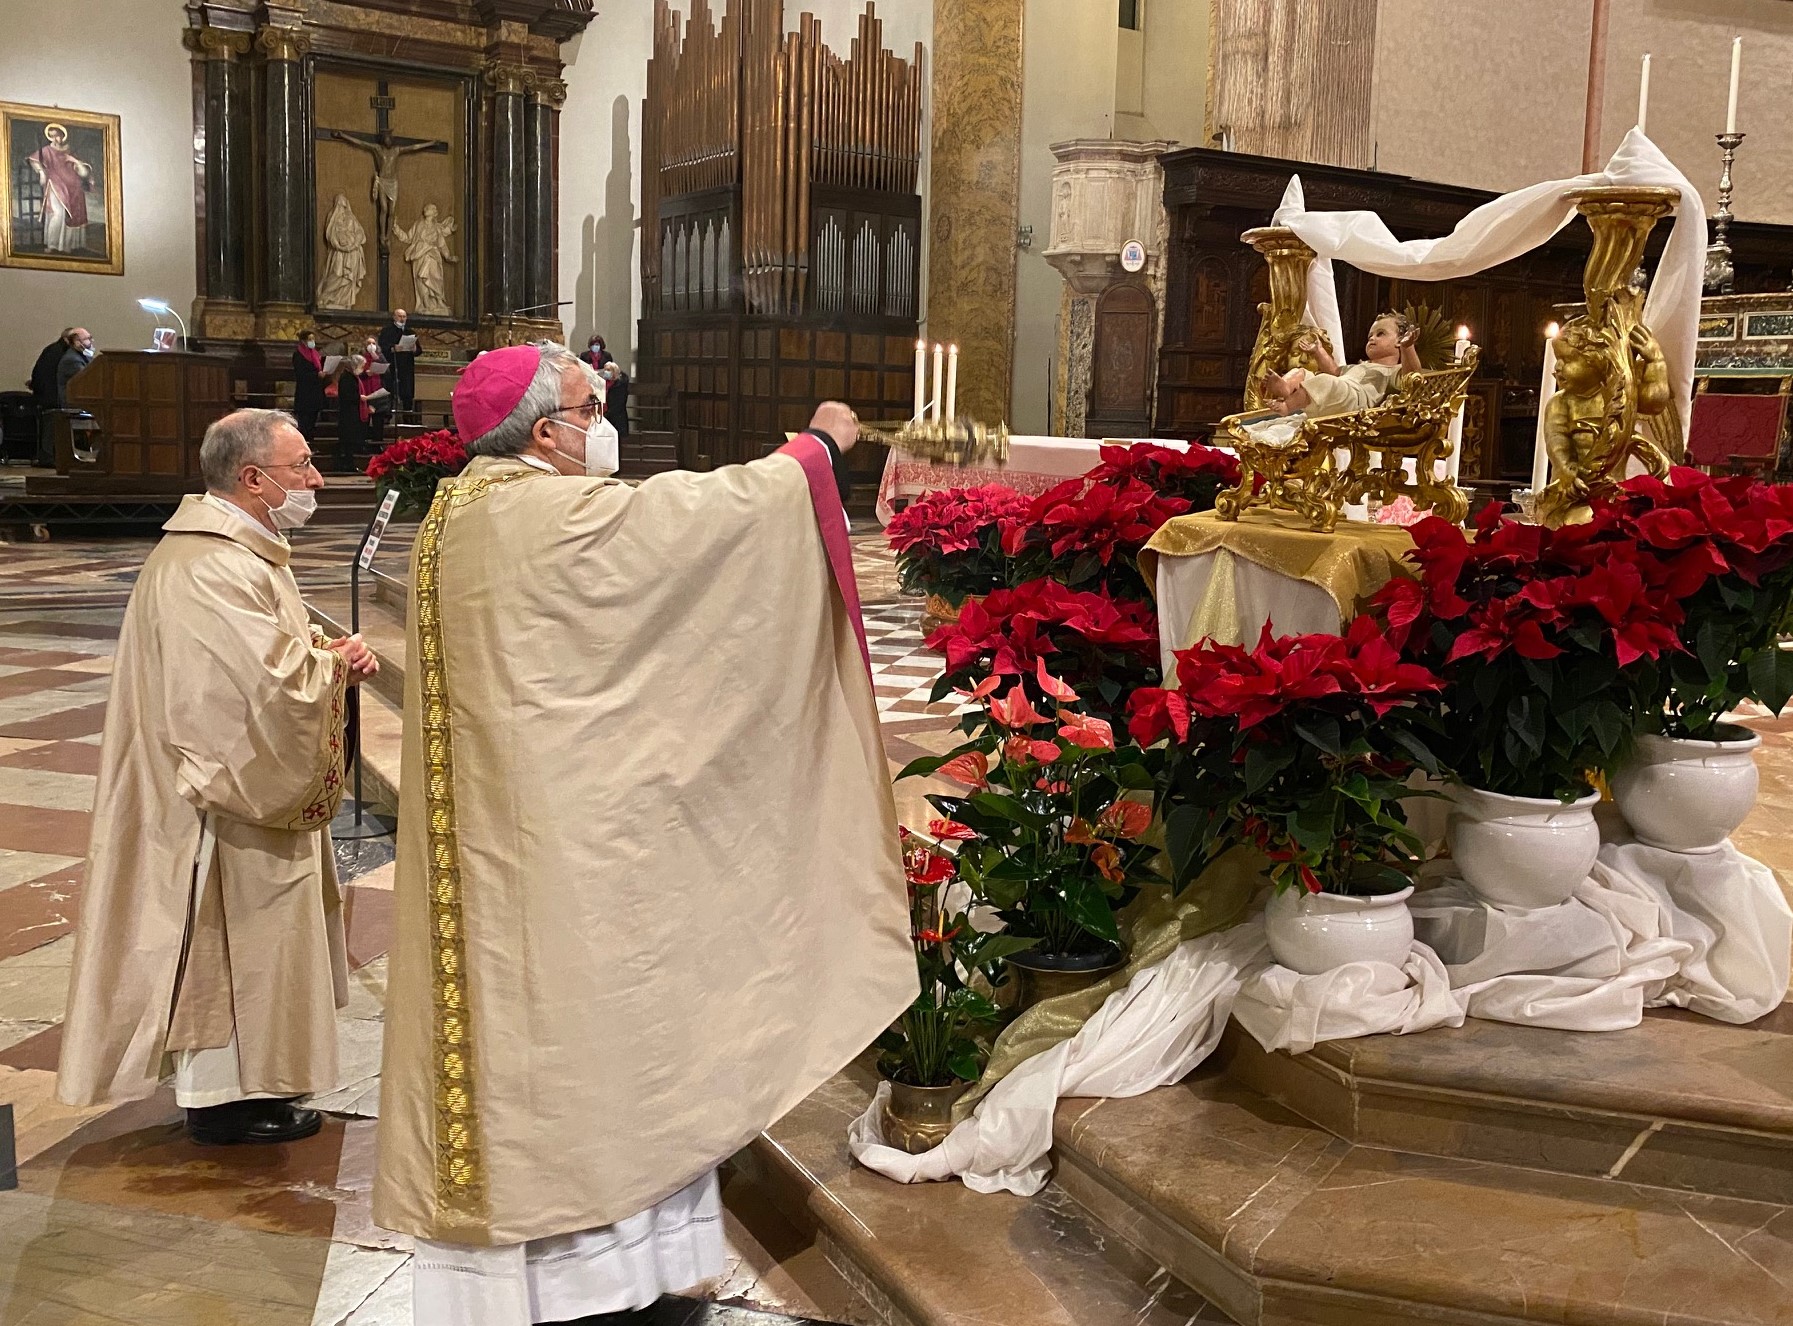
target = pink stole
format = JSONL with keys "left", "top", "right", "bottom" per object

{"left": 776, "top": 434, "right": 869, "bottom": 675}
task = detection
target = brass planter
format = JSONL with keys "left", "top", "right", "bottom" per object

{"left": 920, "top": 592, "right": 977, "bottom": 641}
{"left": 882, "top": 1078, "right": 971, "bottom": 1154}
{"left": 1008, "top": 949, "right": 1127, "bottom": 1013}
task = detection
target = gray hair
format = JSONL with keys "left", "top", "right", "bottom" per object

{"left": 200, "top": 408, "right": 300, "bottom": 491}
{"left": 466, "top": 342, "right": 601, "bottom": 456}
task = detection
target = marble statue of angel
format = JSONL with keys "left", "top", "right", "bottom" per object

{"left": 393, "top": 203, "right": 458, "bottom": 317}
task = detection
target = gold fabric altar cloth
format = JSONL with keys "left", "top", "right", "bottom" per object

{"left": 1141, "top": 510, "right": 1417, "bottom": 652}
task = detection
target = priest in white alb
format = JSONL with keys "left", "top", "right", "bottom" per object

{"left": 57, "top": 409, "right": 378, "bottom": 1144}
{"left": 371, "top": 344, "right": 917, "bottom": 1325}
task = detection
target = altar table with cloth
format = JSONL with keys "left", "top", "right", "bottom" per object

{"left": 874, "top": 436, "right": 1186, "bottom": 524}
{"left": 1141, "top": 510, "right": 1416, "bottom": 668}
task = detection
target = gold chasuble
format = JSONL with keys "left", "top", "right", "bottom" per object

{"left": 58, "top": 495, "right": 351, "bottom": 1107}
{"left": 373, "top": 439, "right": 917, "bottom": 1246}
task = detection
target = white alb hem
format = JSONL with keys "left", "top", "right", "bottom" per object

{"left": 411, "top": 1168, "right": 725, "bottom": 1326}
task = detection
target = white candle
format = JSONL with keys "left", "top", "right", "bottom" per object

{"left": 913, "top": 339, "right": 926, "bottom": 422}
{"left": 1531, "top": 322, "right": 1560, "bottom": 495}
{"left": 1454, "top": 324, "right": 1471, "bottom": 362}
{"left": 945, "top": 344, "right": 959, "bottom": 421}
{"left": 1727, "top": 36, "right": 1742, "bottom": 134}
{"left": 932, "top": 342, "right": 945, "bottom": 421}
{"left": 1637, "top": 53, "right": 1652, "bottom": 134}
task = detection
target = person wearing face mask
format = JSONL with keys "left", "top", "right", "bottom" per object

{"left": 292, "top": 330, "right": 326, "bottom": 445}
{"left": 373, "top": 344, "right": 914, "bottom": 1326}
{"left": 377, "top": 308, "right": 419, "bottom": 420}
{"left": 57, "top": 409, "right": 380, "bottom": 1147}
{"left": 56, "top": 325, "right": 94, "bottom": 408}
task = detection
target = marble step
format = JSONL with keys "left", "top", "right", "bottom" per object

{"left": 1217, "top": 1007, "right": 1793, "bottom": 1206}
{"left": 1051, "top": 1064, "right": 1793, "bottom": 1326}
{"left": 740, "top": 1059, "right": 1232, "bottom": 1326}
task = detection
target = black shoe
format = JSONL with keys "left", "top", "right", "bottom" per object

{"left": 186, "top": 1098, "right": 323, "bottom": 1145}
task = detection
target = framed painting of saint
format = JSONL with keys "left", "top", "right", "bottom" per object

{"left": 0, "top": 102, "right": 124, "bottom": 276}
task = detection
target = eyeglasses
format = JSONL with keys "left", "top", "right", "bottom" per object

{"left": 258, "top": 459, "right": 320, "bottom": 476}
{"left": 546, "top": 398, "right": 604, "bottom": 422}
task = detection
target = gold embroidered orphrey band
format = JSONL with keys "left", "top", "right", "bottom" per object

{"left": 413, "top": 467, "right": 540, "bottom": 1231}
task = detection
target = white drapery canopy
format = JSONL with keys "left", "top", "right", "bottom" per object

{"left": 1271, "top": 128, "right": 1705, "bottom": 448}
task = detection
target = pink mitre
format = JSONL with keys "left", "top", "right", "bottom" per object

{"left": 452, "top": 344, "right": 540, "bottom": 443}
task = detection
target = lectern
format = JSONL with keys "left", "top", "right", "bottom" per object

{"left": 42, "top": 350, "right": 234, "bottom": 495}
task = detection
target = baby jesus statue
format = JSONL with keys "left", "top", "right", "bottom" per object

{"left": 1258, "top": 311, "right": 1422, "bottom": 419}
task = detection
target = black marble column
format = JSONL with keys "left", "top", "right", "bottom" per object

{"left": 199, "top": 32, "right": 252, "bottom": 304}
{"left": 486, "top": 61, "right": 529, "bottom": 317}
{"left": 258, "top": 26, "right": 312, "bottom": 311}
{"left": 524, "top": 77, "right": 564, "bottom": 314}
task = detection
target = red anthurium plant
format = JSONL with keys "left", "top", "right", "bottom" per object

{"left": 1604, "top": 469, "right": 1793, "bottom": 738}
{"left": 1129, "top": 617, "right": 1447, "bottom": 896}
{"left": 876, "top": 829, "right": 1037, "bottom": 1088}
{"left": 366, "top": 429, "right": 468, "bottom": 519}
{"left": 926, "top": 576, "right": 1162, "bottom": 722}
{"left": 1367, "top": 501, "right": 1689, "bottom": 800}
{"left": 886, "top": 484, "right": 1035, "bottom": 607}
{"left": 899, "top": 662, "right": 1162, "bottom": 960}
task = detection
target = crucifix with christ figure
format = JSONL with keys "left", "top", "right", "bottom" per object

{"left": 317, "top": 81, "right": 448, "bottom": 305}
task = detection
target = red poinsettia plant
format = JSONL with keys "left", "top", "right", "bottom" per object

{"left": 366, "top": 429, "right": 469, "bottom": 519}
{"left": 926, "top": 576, "right": 1162, "bottom": 722}
{"left": 1129, "top": 617, "right": 1447, "bottom": 896}
{"left": 899, "top": 663, "right": 1162, "bottom": 960}
{"left": 887, "top": 484, "right": 1035, "bottom": 607}
{"left": 994, "top": 444, "right": 1235, "bottom": 599}
{"left": 1367, "top": 500, "right": 1690, "bottom": 800}
{"left": 877, "top": 828, "right": 1037, "bottom": 1087}
{"left": 1603, "top": 469, "right": 1793, "bottom": 738}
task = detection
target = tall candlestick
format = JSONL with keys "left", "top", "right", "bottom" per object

{"left": 931, "top": 342, "right": 945, "bottom": 421}
{"left": 913, "top": 339, "right": 926, "bottom": 422}
{"left": 1531, "top": 322, "right": 1560, "bottom": 497}
{"left": 1637, "top": 53, "right": 1651, "bottom": 134}
{"left": 1727, "top": 36, "right": 1742, "bottom": 135}
{"left": 945, "top": 344, "right": 960, "bottom": 421}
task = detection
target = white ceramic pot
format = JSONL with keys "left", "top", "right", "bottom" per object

{"left": 1264, "top": 885, "right": 1415, "bottom": 975}
{"left": 1611, "top": 728, "right": 1762, "bottom": 853}
{"left": 1446, "top": 784, "right": 1601, "bottom": 910}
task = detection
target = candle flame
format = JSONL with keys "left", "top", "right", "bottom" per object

{"left": 1545, "top": 321, "right": 1561, "bottom": 339}
{"left": 1456, "top": 325, "right": 1470, "bottom": 341}
{"left": 916, "top": 339, "right": 926, "bottom": 350}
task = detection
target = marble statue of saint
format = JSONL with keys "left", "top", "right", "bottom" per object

{"left": 392, "top": 203, "right": 458, "bottom": 317}
{"left": 316, "top": 193, "right": 369, "bottom": 309}
{"left": 330, "top": 128, "right": 447, "bottom": 248}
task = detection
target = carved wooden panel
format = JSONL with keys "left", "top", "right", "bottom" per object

{"left": 1089, "top": 283, "right": 1154, "bottom": 435}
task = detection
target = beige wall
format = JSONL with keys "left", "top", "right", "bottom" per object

{"left": 0, "top": 0, "right": 195, "bottom": 391}
{"left": 1373, "top": 0, "right": 1793, "bottom": 224}
{"left": 1014, "top": 0, "right": 1120, "bottom": 433}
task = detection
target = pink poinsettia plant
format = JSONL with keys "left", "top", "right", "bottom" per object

{"left": 886, "top": 484, "right": 1035, "bottom": 606}
{"left": 366, "top": 429, "right": 468, "bottom": 519}
{"left": 900, "top": 662, "right": 1161, "bottom": 960}
{"left": 1129, "top": 617, "right": 1447, "bottom": 896}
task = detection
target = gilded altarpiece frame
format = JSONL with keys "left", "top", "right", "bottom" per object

{"left": 0, "top": 101, "right": 125, "bottom": 276}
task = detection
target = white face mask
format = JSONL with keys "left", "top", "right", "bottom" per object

{"left": 548, "top": 414, "right": 619, "bottom": 478}
{"left": 256, "top": 472, "right": 319, "bottom": 530}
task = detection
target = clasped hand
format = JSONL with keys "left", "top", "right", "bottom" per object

{"left": 326, "top": 632, "right": 380, "bottom": 684}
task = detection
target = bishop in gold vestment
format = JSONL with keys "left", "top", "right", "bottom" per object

{"left": 58, "top": 410, "right": 376, "bottom": 1146}
{"left": 372, "top": 346, "right": 916, "bottom": 1325}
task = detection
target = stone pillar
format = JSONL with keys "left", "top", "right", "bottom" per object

{"left": 1043, "top": 140, "right": 1174, "bottom": 438}
{"left": 256, "top": 24, "right": 313, "bottom": 340}
{"left": 524, "top": 75, "right": 565, "bottom": 318}
{"left": 190, "top": 29, "right": 253, "bottom": 339}
{"left": 925, "top": 0, "right": 1024, "bottom": 425}
{"left": 485, "top": 59, "right": 530, "bottom": 320}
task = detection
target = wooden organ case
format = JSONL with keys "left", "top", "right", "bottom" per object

{"left": 639, "top": 0, "right": 924, "bottom": 490}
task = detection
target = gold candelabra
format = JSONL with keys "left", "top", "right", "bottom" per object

{"left": 859, "top": 414, "right": 1012, "bottom": 467}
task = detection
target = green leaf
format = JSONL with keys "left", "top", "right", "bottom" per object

{"left": 1060, "top": 876, "right": 1122, "bottom": 943}
{"left": 969, "top": 792, "right": 1053, "bottom": 831}
{"left": 897, "top": 753, "right": 951, "bottom": 781}
{"left": 1111, "top": 761, "right": 1158, "bottom": 791}
{"left": 1747, "top": 646, "right": 1793, "bottom": 718}
{"left": 1588, "top": 701, "right": 1625, "bottom": 755}
{"left": 1384, "top": 725, "right": 1444, "bottom": 777}
{"left": 1697, "top": 618, "right": 1731, "bottom": 680}
{"left": 947, "top": 1044, "right": 984, "bottom": 1081}
{"left": 1293, "top": 716, "right": 1343, "bottom": 756}
{"left": 1244, "top": 743, "right": 1296, "bottom": 795}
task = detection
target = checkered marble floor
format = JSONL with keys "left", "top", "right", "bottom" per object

{"left": 866, "top": 600, "right": 969, "bottom": 725}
